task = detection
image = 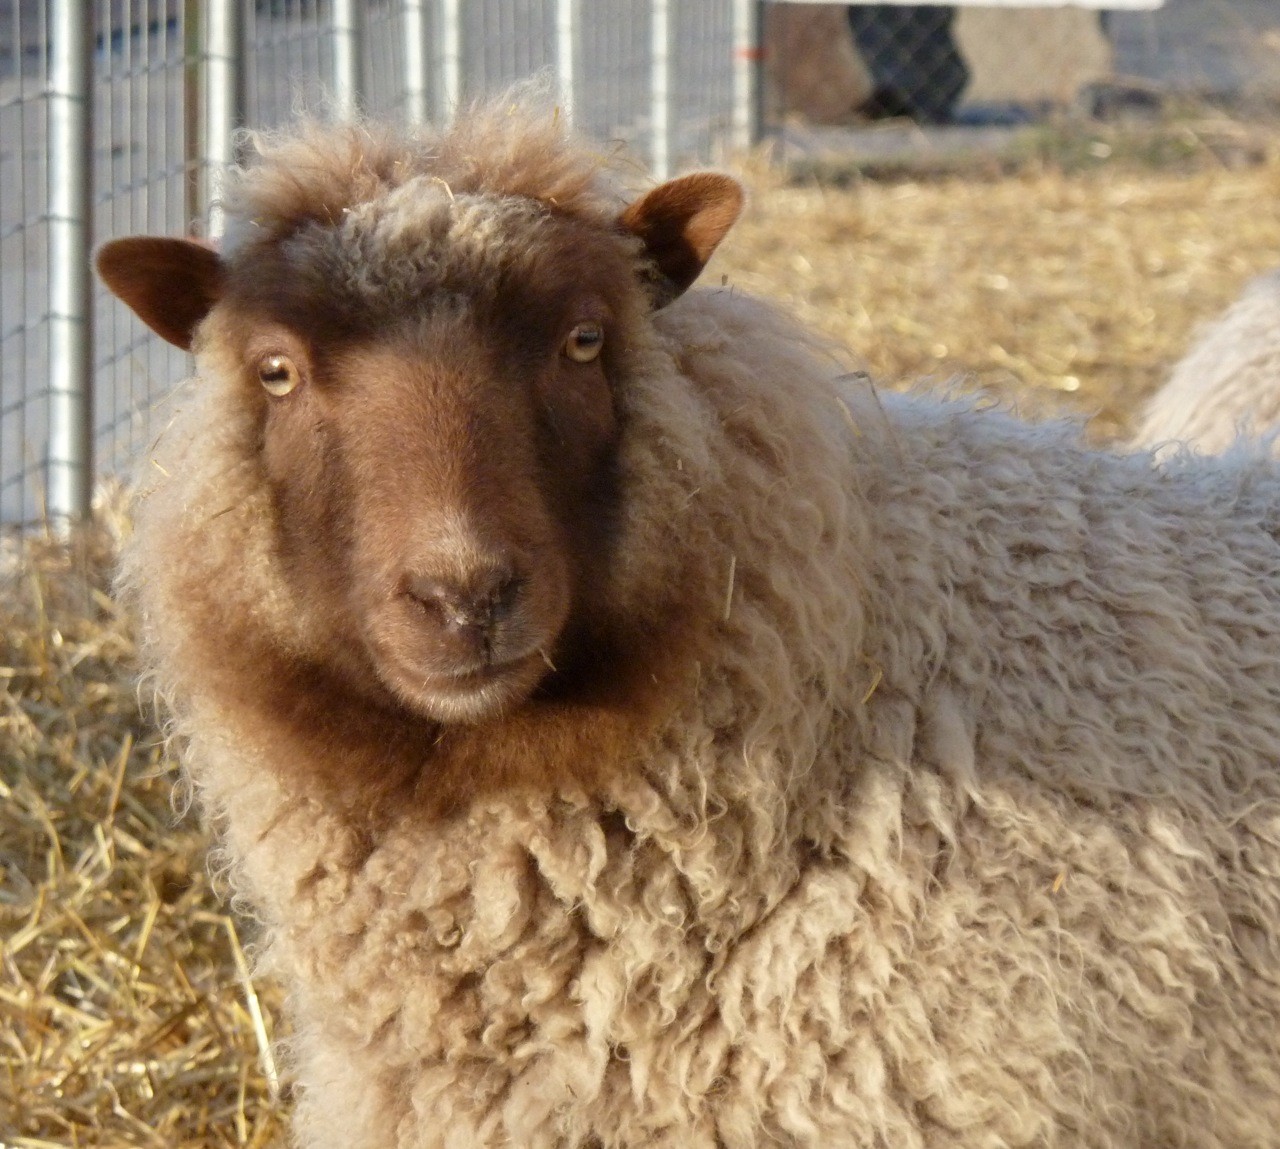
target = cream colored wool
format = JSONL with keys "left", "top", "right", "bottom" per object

{"left": 120, "top": 104, "right": 1280, "bottom": 1149}
{"left": 1135, "top": 268, "right": 1280, "bottom": 456}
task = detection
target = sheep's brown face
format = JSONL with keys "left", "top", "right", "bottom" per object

{"left": 96, "top": 170, "right": 743, "bottom": 726}
{"left": 246, "top": 290, "right": 621, "bottom": 723}
{"left": 350, "top": 331, "right": 606, "bottom": 723}
{"left": 220, "top": 203, "right": 638, "bottom": 724}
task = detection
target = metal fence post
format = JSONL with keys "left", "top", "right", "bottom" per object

{"left": 330, "top": 0, "right": 365, "bottom": 118}
{"left": 401, "top": 0, "right": 429, "bottom": 124}
{"left": 650, "top": 0, "right": 671, "bottom": 179}
{"left": 46, "top": 0, "right": 94, "bottom": 525}
{"left": 190, "top": 0, "right": 243, "bottom": 239}
{"left": 439, "top": 0, "right": 462, "bottom": 121}
{"left": 731, "top": 0, "right": 764, "bottom": 154}
{"left": 556, "top": 0, "right": 576, "bottom": 122}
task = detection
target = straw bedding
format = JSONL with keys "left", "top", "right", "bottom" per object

{"left": 4, "top": 122, "right": 1280, "bottom": 1147}
{"left": 0, "top": 523, "right": 287, "bottom": 1147}
{"left": 718, "top": 117, "right": 1280, "bottom": 440}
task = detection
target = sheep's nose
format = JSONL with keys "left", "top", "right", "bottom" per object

{"left": 403, "top": 566, "right": 521, "bottom": 644}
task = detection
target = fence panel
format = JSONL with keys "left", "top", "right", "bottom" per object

{"left": 243, "top": 0, "right": 328, "bottom": 129}
{"left": 766, "top": 0, "right": 1280, "bottom": 129}
{"left": 364, "top": 0, "right": 408, "bottom": 119}
{"left": 576, "top": 0, "right": 651, "bottom": 161}
{"left": 93, "top": 1, "right": 189, "bottom": 507}
{"left": 4, "top": 0, "right": 1278, "bottom": 526}
{"left": 1, "top": 0, "right": 52, "bottom": 523}
{"left": 2, "top": 0, "right": 748, "bottom": 526}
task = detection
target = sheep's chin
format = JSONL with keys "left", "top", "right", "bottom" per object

{"left": 379, "top": 652, "right": 549, "bottom": 725}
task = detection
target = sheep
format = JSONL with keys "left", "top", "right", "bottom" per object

{"left": 97, "top": 98, "right": 1280, "bottom": 1149}
{"left": 1134, "top": 267, "right": 1280, "bottom": 456}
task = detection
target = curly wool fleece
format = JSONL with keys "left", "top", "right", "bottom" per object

{"left": 119, "top": 107, "right": 1280, "bottom": 1149}
{"left": 1136, "top": 268, "right": 1280, "bottom": 457}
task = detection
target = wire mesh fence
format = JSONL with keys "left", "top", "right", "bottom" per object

{"left": 0, "top": 0, "right": 751, "bottom": 526}
{"left": 1, "top": 0, "right": 51, "bottom": 525}
{"left": 2, "top": 0, "right": 1280, "bottom": 525}
{"left": 94, "top": 1, "right": 188, "bottom": 497}
{"left": 766, "top": 1, "right": 1280, "bottom": 130}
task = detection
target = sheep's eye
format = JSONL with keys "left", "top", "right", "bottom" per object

{"left": 564, "top": 322, "right": 604, "bottom": 363}
{"left": 257, "top": 353, "right": 301, "bottom": 397}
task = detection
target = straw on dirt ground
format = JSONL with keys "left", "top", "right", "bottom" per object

{"left": 1, "top": 523, "right": 287, "bottom": 1148}
{"left": 715, "top": 113, "right": 1280, "bottom": 440}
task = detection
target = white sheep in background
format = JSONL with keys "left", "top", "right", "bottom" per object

{"left": 1134, "top": 268, "right": 1280, "bottom": 455}
{"left": 98, "top": 97, "right": 1280, "bottom": 1149}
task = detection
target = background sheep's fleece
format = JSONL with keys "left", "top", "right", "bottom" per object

{"left": 1135, "top": 268, "right": 1280, "bottom": 456}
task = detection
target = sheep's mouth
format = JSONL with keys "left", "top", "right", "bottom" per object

{"left": 377, "top": 646, "right": 552, "bottom": 723}
{"left": 429, "top": 652, "right": 541, "bottom": 692}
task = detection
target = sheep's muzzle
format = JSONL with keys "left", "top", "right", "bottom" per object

{"left": 365, "top": 556, "right": 569, "bottom": 722}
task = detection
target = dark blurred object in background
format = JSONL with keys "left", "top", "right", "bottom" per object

{"left": 847, "top": 5, "right": 969, "bottom": 124}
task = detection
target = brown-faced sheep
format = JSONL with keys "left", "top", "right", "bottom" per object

{"left": 99, "top": 99, "right": 1280, "bottom": 1149}
{"left": 1134, "top": 268, "right": 1280, "bottom": 456}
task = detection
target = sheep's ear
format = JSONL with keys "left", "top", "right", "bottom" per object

{"left": 620, "top": 173, "right": 744, "bottom": 308}
{"left": 96, "top": 237, "right": 224, "bottom": 351}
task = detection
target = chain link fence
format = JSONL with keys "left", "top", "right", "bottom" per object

{"left": 3, "top": 0, "right": 1280, "bottom": 526}
{"left": 767, "top": 1, "right": 1280, "bottom": 129}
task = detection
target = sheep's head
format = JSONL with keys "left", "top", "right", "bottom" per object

{"left": 98, "top": 164, "right": 742, "bottom": 726}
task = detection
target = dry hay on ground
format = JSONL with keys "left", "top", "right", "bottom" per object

{"left": 5, "top": 119, "right": 1280, "bottom": 1146}
{"left": 0, "top": 526, "right": 287, "bottom": 1148}
{"left": 715, "top": 117, "right": 1280, "bottom": 440}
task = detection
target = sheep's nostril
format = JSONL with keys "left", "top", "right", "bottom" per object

{"left": 491, "top": 572, "right": 522, "bottom": 617}
{"left": 403, "top": 568, "right": 521, "bottom": 635}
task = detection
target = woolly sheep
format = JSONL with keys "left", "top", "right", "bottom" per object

{"left": 1134, "top": 268, "right": 1280, "bottom": 455}
{"left": 98, "top": 100, "right": 1280, "bottom": 1149}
